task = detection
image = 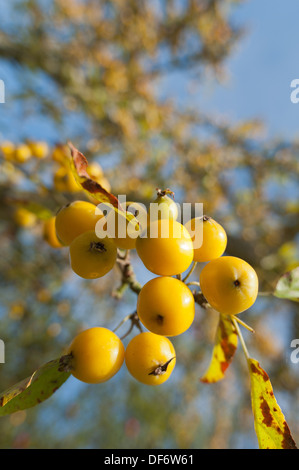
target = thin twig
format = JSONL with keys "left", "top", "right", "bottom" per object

{"left": 183, "top": 261, "right": 198, "bottom": 283}
{"left": 186, "top": 281, "right": 200, "bottom": 287}
{"left": 231, "top": 314, "right": 255, "bottom": 333}
{"left": 232, "top": 317, "right": 250, "bottom": 360}
{"left": 113, "top": 251, "right": 142, "bottom": 298}
{"left": 113, "top": 311, "right": 143, "bottom": 340}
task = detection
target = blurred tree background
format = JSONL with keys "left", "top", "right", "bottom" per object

{"left": 1, "top": 0, "right": 299, "bottom": 449}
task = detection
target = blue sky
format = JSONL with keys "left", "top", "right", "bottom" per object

{"left": 199, "top": 0, "right": 299, "bottom": 140}
{"left": 160, "top": 0, "right": 299, "bottom": 142}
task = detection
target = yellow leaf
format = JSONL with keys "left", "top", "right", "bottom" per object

{"left": 200, "top": 314, "right": 238, "bottom": 383}
{"left": 68, "top": 142, "right": 123, "bottom": 211}
{"left": 248, "top": 358, "right": 297, "bottom": 449}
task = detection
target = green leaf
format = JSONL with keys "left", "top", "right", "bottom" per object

{"left": 0, "top": 355, "right": 71, "bottom": 416}
{"left": 274, "top": 267, "right": 299, "bottom": 302}
{"left": 248, "top": 357, "right": 297, "bottom": 449}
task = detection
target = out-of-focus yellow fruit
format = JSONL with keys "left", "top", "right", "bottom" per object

{"left": 14, "top": 144, "right": 32, "bottom": 163}
{"left": 53, "top": 166, "right": 81, "bottom": 192}
{"left": 9, "top": 302, "right": 26, "bottom": 320}
{"left": 98, "top": 176, "right": 111, "bottom": 193}
{"left": 86, "top": 162, "right": 111, "bottom": 200}
{"left": 28, "top": 141, "right": 49, "bottom": 159}
{"left": 14, "top": 207, "right": 37, "bottom": 228}
{"left": 0, "top": 141, "right": 15, "bottom": 160}
{"left": 87, "top": 162, "right": 104, "bottom": 180}
{"left": 43, "top": 216, "right": 63, "bottom": 248}
{"left": 52, "top": 145, "right": 70, "bottom": 165}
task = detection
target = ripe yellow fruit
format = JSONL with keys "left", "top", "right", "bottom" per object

{"left": 137, "top": 277, "right": 195, "bottom": 336}
{"left": 98, "top": 176, "right": 111, "bottom": 193}
{"left": 86, "top": 162, "right": 104, "bottom": 180}
{"left": 185, "top": 216, "right": 227, "bottom": 262}
{"left": 52, "top": 145, "right": 69, "bottom": 165}
{"left": 148, "top": 193, "right": 179, "bottom": 223}
{"left": 136, "top": 219, "right": 194, "bottom": 276}
{"left": 53, "top": 166, "right": 81, "bottom": 193}
{"left": 67, "top": 327, "right": 125, "bottom": 384}
{"left": 199, "top": 256, "right": 259, "bottom": 315}
{"left": 0, "top": 141, "right": 15, "bottom": 160}
{"left": 105, "top": 209, "right": 140, "bottom": 250}
{"left": 69, "top": 230, "right": 117, "bottom": 279}
{"left": 14, "top": 207, "right": 36, "bottom": 228}
{"left": 43, "top": 216, "right": 63, "bottom": 248}
{"left": 28, "top": 141, "right": 49, "bottom": 159}
{"left": 125, "top": 201, "right": 148, "bottom": 232}
{"left": 55, "top": 200, "right": 104, "bottom": 246}
{"left": 125, "top": 332, "right": 176, "bottom": 386}
{"left": 14, "top": 144, "right": 32, "bottom": 163}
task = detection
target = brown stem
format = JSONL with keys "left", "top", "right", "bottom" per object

{"left": 156, "top": 188, "right": 175, "bottom": 199}
{"left": 148, "top": 357, "right": 176, "bottom": 376}
{"left": 114, "top": 311, "right": 143, "bottom": 340}
{"left": 193, "top": 290, "right": 210, "bottom": 309}
{"left": 113, "top": 251, "right": 142, "bottom": 299}
{"left": 58, "top": 354, "right": 73, "bottom": 373}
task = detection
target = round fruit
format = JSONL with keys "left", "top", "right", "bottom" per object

{"left": 69, "top": 230, "right": 117, "bottom": 279}
{"left": 98, "top": 176, "right": 111, "bottom": 193}
{"left": 28, "top": 141, "right": 49, "bottom": 159}
{"left": 67, "top": 327, "right": 125, "bottom": 384}
{"left": 54, "top": 166, "right": 81, "bottom": 193}
{"left": 87, "top": 162, "right": 104, "bottom": 180}
{"left": 199, "top": 256, "right": 259, "bottom": 315}
{"left": 125, "top": 201, "right": 148, "bottom": 232}
{"left": 0, "top": 141, "right": 15, "bottom": 160}
{"left": 52, "top": 145, "right": 69, "bottom": 165}
{"left": 148, "top": 193, "right": 179, "bottom": 223}
{"left": 136, "top": 219, "right": 193, "bottom": 276}
{"left": 14, "top": 144, "right": 32, "bottom": 163}
{"left": 43, "top": 216, "right": 63, "bottom": 248}
{"left": 55, "top": 200, "right": 104, "bottom": 246}
{"left": 125, "top": 332, "right": 176, "bottom": 386}
{"left": 185, "top": 216, "right": 227, "bottom": 262}
{"left": 105, "top": 209, "right": 140, "bottom": 250}
{"left": 14, "top": 207, "right": 36, "bottom": 228}
{"left": 137, "top": 277, "right": 195, "bottom": 336}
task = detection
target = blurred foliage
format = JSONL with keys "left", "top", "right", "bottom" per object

{"left": 1, "top": 0, "right": 299, "bottom": 449}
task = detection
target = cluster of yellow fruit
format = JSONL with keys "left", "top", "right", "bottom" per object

{"left": 53, "top": 193, "right": 259, "bottom": 387}
{"left": 4, "top": 140, "right": 111, "bottom": 239}
{"left": 52, "top": 145, "right": 111, "bottom": 195}
{"left": 0, "top": 140, "right": 49, "bottom": 163}
{"left": 0, "top": 139, "right": 109, "bottom": 194}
